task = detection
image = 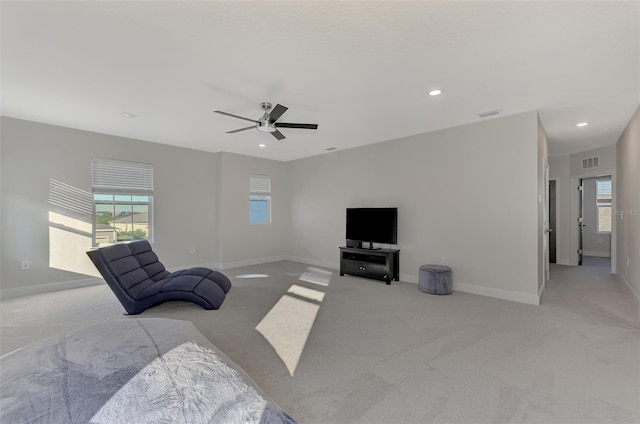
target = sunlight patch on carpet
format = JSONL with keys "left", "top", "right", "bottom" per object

{"left": 255, "top": 295, "right": 320, "bottom": 376}
{"left": 298, "top": 267, "right": 332, "bottom": 287}
{"left": 235, "top": 274, "right": 270, "bottom": 279}
{"left": 287, "top": 284, "right": 325, "bottom": 302}
{"left": 254, "top": 266, "right": 332, "bottom": 376}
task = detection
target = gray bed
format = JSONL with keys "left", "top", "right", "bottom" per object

{"left": 0, "top": 318, "right": 296, "bottom": 423}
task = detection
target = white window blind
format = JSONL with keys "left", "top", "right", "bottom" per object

{"left": 596, "top": 179, "right": 612, "bottom": 200}
{"left": 249, "top": 175, "right": 271, "bottom": 194}
{"left": 596, "top": 178, "right": 612, "bottom": 233}
{"left": 92, "top": 158, "right": 153, "bottom": 193}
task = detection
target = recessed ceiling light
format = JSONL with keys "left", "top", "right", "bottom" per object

{"left": 258, "top": 143, "right": 266, "bottom": 148}
{"left": 576, "top": 122, "right": 589, "bottom": 127}
{"left": 120, "top": 112, "right": 136, "bottom": 118}
{"left": 428, "top": 88, "right": 443, "bottom": 96}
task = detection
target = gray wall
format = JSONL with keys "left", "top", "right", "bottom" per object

{"left": 288, "top": 111, "right": 543, "bottom": 305}
{"left": 570, "top": 145, "right": 617, "bottom": 177}
{"left": 1, "top": 112, "right": 552, "bottom": 306}
{"left": 0, "top": 117, "right": 293, "bottom": 297}
{"left": 216, "top": 152, "right": 290, "bottom": 269}
{"left": 0, "top": 117, "right": 219, "bottom": 297}
{"left": 537, "top": 114, "right": 550, "bottom": 294}
{"left": 616, "top": 106, "right": 640, "bottom": 305}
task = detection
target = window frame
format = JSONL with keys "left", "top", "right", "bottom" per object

{"left": 93, "top": 193, "right": 154, "bottom": 246}
{"left": 249, "top": 175, "right": 271, "bottom": 225}
{"left": 595, "top": 178, "right": 612, "bottom": 234}
{"left": 91, "top": 158, "right": 154, "bottom": 246}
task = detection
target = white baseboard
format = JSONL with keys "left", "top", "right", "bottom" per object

{"left": 289, "top": 256, "right": 540, "bottom": 306}
{"left": 583, "top": 250, "right": 611, "bottom": 258}
{"left": 386, "top": 277, "right": 540, "bottom": 306}
{"left": 453, "top": 281, "right": 540, "bottom": 305}
{"left": 286, "top": 256, "right": 339, "bottom": 271}
{"left": 219, "top": 255, "right": 289, "bottom": 270}
{"left": 556, "top": 258, "right": 573, "bottom": 266}
{"left": 1, "top": 261, "right": 220, "bottom": 300}
{"left": 0, "top": 277, "right": 105, "bottom": 299}
{"left": 400, "top": 273, "right": 418, "bottom": 284}
{"left": 538, "top": 279, "right": 547, "bottom": 299}
{"left": 0, "top": 257, "right": 541, "bottom": 307}
{"left": 617, "top": 273, "right": 640, "bottom": 313}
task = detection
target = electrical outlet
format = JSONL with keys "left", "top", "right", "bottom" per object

{"left": 628, "top": 257, "right": 630, "bottom": 268}
{"left": 441, "top": 257, "right": 448, "bottom": 266}
{"left": 190, "top": 247, "right": 196, "bottom": 254}
{"left": 21, "top": 260, "right": 30, "bottom": 270}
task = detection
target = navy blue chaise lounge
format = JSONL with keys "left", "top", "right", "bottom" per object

{"left": 87, "top": 240, "right": 231, "bottom": 315}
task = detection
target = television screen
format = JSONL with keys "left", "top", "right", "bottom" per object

{"left": 346, "top": 208, "right": 398, "bottom": 245}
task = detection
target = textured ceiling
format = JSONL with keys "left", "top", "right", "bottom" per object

{"left": 1, "top": 1, "right": 638, "bottom": 161}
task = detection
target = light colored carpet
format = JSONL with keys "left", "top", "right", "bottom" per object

{"left": 1, "top": 260, "right": 639, "bottom": 423}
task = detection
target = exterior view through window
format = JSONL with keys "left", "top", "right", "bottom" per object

{"left": 92, "top": 158, "right": 153, "bottom": 246}
{"left": 94, "top": 195, "right": 151, "bottom": 244}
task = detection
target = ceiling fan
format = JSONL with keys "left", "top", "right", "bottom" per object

{"left": 214, "top": 102, "right": 318, "bottom": 140}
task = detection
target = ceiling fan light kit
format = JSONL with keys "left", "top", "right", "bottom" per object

{"left": 214, "top": 102, "right": 318, "bottom": 140}
{"left": 256, "top": 123, "right": 277, "bottom": 133}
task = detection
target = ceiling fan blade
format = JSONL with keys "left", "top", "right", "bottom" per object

{"left": 271, "top": 130, "right": 286, "bottom": 140}
{"left": 214, "top": 110, "right": 259, "bottom": 124}
{"left": 276, "top": 123, "right": 318, "bottom": 130}
{"left": 267, "top": 104, "right": 288, "bottom": 122}
{"left": 226, "top": 125, "right": 256, "bottom": 134}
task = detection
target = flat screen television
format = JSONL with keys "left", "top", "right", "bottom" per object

{"left": 346, "top": 207, "right": 397, "bottom": 249}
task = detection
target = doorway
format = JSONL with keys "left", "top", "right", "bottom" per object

{"left": 576, "top": 176, "right": 613, "bottom": 269}
{"left": 548, "top": 180, "right": 557, "bottom": 264}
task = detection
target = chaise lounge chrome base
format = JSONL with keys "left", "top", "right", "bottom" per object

{"left": 87, "top": 240, "right": 231, "bottom": 315}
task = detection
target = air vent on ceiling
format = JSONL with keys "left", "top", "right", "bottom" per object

{"left": 582, "top": 156, "right": 599, "bottom": 169}
{"left": 477, "top": 109, "right": 501, "bottom": 118}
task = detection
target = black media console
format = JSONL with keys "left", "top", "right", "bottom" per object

{"left": 339, "top": 246, "right": 400, "bottom": 285}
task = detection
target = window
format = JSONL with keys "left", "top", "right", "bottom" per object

{"left": 92, "top": 158, "right": 153, "bottom": 246}
{"left": 596, "top": 178, "right": 612, "bottom": 233}
{"left": 249, "top": 175, "right": 271, "bottom": 224}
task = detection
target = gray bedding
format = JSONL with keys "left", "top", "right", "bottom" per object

{"left": 0, "top": 318, "right": 296, "bottom": 423}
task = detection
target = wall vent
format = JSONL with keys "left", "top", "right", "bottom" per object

{"left": 477, "top": 109, "right": 501, "bottom": 118}
{"left": 582, "top": 156, "right": 599, "bottom": 169}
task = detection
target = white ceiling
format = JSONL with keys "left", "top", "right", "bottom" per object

{"left": 1, "top": 1, "right": 638, "bottom": 162}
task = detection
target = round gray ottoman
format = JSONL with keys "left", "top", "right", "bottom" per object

{"left": 419, "top": 264, "right": 453, "bottom": 295}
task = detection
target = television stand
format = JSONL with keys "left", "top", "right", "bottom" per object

{"left": 339, "top": 247, "right": 400, "bottom": 285}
